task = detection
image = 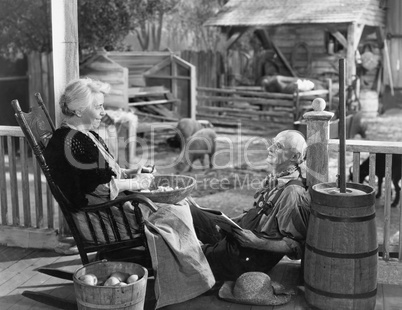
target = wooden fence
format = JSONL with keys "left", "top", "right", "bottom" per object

{"left": 180, "top": 50, "right": 223, "bottom": 89}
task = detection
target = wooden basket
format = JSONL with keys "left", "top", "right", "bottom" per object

{"left": 73, "top": 260, "right": 148, "bottom": 310}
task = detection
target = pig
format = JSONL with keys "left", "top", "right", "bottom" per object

{"left": 175, "top": 128, "right": 217, "bottom": 173}
{"left": 349, "top": 111, "right": 367, "bottom": 139}
{"left": 167, "top": 118, "right": 213, "bottom": 150}
{"left": 349, "top": 153, "right": 401, "bottom": 207}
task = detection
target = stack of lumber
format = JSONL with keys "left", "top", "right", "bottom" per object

{"left": 196, "top": 86, "right": 295, "bottom": 132}
{"left": 128, "top": 86, "right": 180, "bottom": 134}
{"left": 196, "top": 85, "right": 331, "bottom": 134}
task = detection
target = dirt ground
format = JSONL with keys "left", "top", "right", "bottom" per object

{"left": 143, "top": 108, "right": 402, "bottom": 243}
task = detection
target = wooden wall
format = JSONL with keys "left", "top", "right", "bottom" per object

{"left": 28, "top": 52, "right": 54, "bottom": 120}
{"left": 269, "top": 25, "right": 340, "bottom": 80}
{"left": 265, "top": 24, "right": 381, "bottom": 92}
{"left": 180, "top": 50, "right": 223, "bottom": 89}
{"left": 108, "top": 52, "right": 171, "bottom": 87}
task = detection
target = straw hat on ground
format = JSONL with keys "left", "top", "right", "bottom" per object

{"left": 218, "top": 272, "right": 294, "bottom": 306}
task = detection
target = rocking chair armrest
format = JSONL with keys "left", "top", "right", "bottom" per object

{"left": 82, "top": 193, "right": 158, "bottom": 213}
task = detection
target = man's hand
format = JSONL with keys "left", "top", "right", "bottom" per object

{"left": 232, "top": 229, "right": 294, "bottom": 254}
{"left": 232, "top": 229, "right": 262, "bottom": 249}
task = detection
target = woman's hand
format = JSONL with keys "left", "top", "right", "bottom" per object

{"left": 141, "top": 164, "right": 156, "bottom": 174}
{"left": 123, "top": 164, "right": 156, "bottom": 178}
{"left": 130, "top": 174, "right": 155, "bottom": 191}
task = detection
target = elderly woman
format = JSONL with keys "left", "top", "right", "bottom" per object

{"left": 44, "top": 78, "right": 156, "bottom": 243}
{"left": 44, "top": 78, "right": 154, "bottom": 209}
{"left": 44, "top": 78, "right": 215, "bottom": 308}
{"left": 189, "top": 130, "right": 311, "bottom": 281}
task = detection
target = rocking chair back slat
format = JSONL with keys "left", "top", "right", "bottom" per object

{"left": 11, "top": 95, "right": 156, "bottom": 266}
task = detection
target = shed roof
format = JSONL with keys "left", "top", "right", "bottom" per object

{"left": 205, "top": 0, "right": 386, "bottom": 28}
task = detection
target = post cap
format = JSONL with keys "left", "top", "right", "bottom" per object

{"left": 312, "top": 98, "right": 326, "bottom": 111}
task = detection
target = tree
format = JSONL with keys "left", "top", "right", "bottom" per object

{"left": 0, "top": 0, "right": 51, "bottom": 59}
{"left": 78, "top": 0, "right": 137, "bottom": 56}
{"left": 165, "top": 0, "right": 228, "bottom": 51}
{"left": 132, "top": 0, "right": 181, "bottom": 51}
{"left": 0, "top": 0, "right": 138, "bottom": 59}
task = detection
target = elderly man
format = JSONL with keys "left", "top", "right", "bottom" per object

{"left": 189, "top": 130, "right": 311, "bottom": 281}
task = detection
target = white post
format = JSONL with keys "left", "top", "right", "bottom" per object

{"left": 303, "top": 98, "right": 334, "bottom": 187}
{"left": 51, "top": 0, "right": 79, "bottom": 126}
{"left": 51, "top": 0, "right": 79, "bottom": 237}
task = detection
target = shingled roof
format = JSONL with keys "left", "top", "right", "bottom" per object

{"left": 205, "top": 0, "right": 386, "bottom": 27}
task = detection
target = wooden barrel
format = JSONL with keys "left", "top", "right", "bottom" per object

{"left": 359, "top": 90, "right": 379, "bottom": 118}
{"left": 304, "top": 182, "right": 377, "bottom": 310}
{"left": 73, "top": 260, "right": 148, "bottom": 310}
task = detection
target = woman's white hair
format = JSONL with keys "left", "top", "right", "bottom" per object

{"left": 60, "top": 77, "right": 111, "bottom": 117}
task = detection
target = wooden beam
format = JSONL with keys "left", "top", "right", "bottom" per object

{"left": 254, "top": 28, "right": 272, "bottom": 49}
{"left": 347, "top": 23, "right": 357, "bottom": 86}
{"left": 353, "top": 24, "right": 365, "bottom": 51}
{"left": 384, "top": 38, "right": 394, "bottom": 96}
{"left": 173, "top": 55, "right": 197, "bottom": 119}
{"left": 143, "top": 57, "right": 170, "bottom": 76}
{"left": 376, "top": 27, "right": 386, "bottom": 49}
{"left": 171, "top": 54, "right": 179, "bottom": 110}
{"left": 327, "top": 26, "right": 348, "bottom": 49}
{"left": 0, "top": 126, "right": 24, "bottom": 137}
{"left": 257, "top": 29, "right": 298, "bottom": 77}
{"left": 224, "top": 29, "right": 247, "bottom": 51}
{"left": 51, "top": 0, "right": 79, "bottom": 127}
{"left": 332, "top": 31, "right": 348, "bottom": 49}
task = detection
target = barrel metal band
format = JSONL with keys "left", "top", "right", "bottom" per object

{"left": 306, "top": 242, "right": 378, "bottom": 259}
{"left": 76, "top": 299, "right": 139, "bottom": 309}
{"left": 304, "top": 281, "right": 377, "bottom": 299}
{"left": 311, "top": 209, "right": 375, "bottom": 222}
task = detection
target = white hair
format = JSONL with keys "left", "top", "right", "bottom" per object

{"left": 60, "top": 77, "right": 110, "bottom": 117}
{"left": 276, "top": 130, "right": 307, "bottom": 163}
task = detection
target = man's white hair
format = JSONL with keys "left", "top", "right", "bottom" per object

{"left": 276, "top": 130, "right": 307, "bottom": 163}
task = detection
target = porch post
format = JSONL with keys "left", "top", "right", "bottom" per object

{"left": 51, "top": 0, "right": 79, "bottom": 236}
{"left": 51, "top": 0, "right": 79, "bottom": 127}
{"left": 303, "top": 98, "right": 334, "bottom": 187}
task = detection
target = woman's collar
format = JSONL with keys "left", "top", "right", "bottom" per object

{"left": 62, "top": 120, "right": 90, "bottom": 135}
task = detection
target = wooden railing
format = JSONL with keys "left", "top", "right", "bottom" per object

{"left": 328, "top": 139, "right": 402, "bottom": 261}
{"left": 305, "top": 102, "right": 402, "bottom": 263}
{"left": 2, "top": 111, "right": 401, "bottom": 259}
{"left": 0, "top": 126, "right": 60, "bottom": 231}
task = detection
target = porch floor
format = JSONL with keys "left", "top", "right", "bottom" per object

{"left": 0, "top": 245, "right": 402, "bottom": 310}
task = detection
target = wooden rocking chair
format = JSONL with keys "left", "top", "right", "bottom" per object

{"left": 11, "top": 93, "right": 157, "bottom": 308}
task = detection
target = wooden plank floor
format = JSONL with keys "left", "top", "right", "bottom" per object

{"left": 1, "top": 245, "right": 402, "bottom": 310}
